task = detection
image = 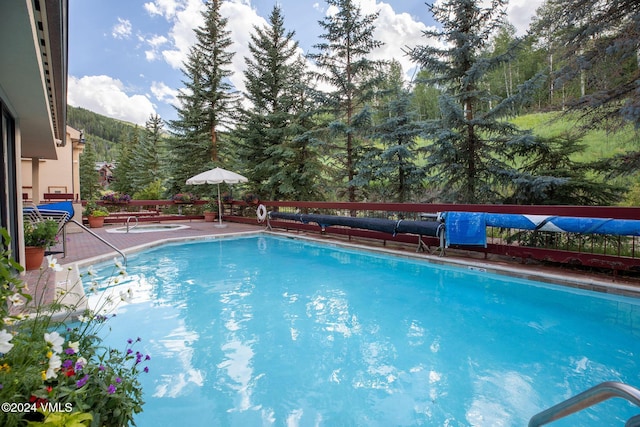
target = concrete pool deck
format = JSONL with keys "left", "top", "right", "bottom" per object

{"left": 19, "top": 219, "right": 640, "bottom": 310}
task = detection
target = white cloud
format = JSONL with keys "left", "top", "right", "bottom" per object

{"left": 358, "top": 1, "right": 434, "bottom": 80}
{"left": 144, "top": 34, "right": 170, "bottom": 61}
{"left": 223, "top": 1, "right": 268, "bottom": 94}
{"left": 143, "top": 0, "right": 203, "bottom": 69}
{"left": 144, "top": 0, "right": 180, "bottom": 18}
{"left": 507, "top": 0, "right": 544, "bottom": 35}
{"left": 151, "top": 81, "right": 180, "bottom": 106}
{"left": 112, "top": 17, "right": 132, "bottom": 39}
{"left": 144, "top": 0, "right": 265, "bottom": 94}
{"left": 68, "top": 75, "right": 156, "bottom": 125}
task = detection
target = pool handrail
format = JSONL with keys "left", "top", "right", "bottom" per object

{"left": 528, "top": 381, "right": 640, "bottom": 426}
{"left": 125, "top": 216, "right": 139, "bottom": 233}
{"left": 69, "top": 219, "right": 127, "bottom": 265}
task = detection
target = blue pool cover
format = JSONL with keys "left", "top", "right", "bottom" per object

{"left": 270, "top": 210, "right": 640, "bottom": 248}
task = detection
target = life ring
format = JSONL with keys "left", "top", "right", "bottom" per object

{"left": 256, "top": 204, "right": 267, "bottom": 223}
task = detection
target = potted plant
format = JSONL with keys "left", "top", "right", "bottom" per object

{"left": 100, "top": 191, "right": 131, "bottom": 205}
{"left": 243, "top": 193, "right": 260, "bottom": 205}
{"left": 203, "top": 201, "right": 217, "bottom": 222}
{"left": 23, "top": 220, "right": 58, "bottom": 270}
{"left": 84, "top": 201, "right": 109, "bottom": 228}
{"left": 171, "top": 193, "right": 198, "bottom": 204}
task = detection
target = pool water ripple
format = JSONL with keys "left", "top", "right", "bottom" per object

{"left": 86, "top": 236, "right": 640, "bottom": 426}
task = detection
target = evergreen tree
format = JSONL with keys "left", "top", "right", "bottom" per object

{"left": 370, "top": 87, "right": 425, "bottom": 202}
{"left": 307, "top": 0, "right": 384, "bottom": 202}
{"left": 169, "top": 0, "right": 237, "bottom": 182}
{"left": 133, "top": 114, "right": 165, "bottom": 190}
{"left": 236, "top": 6, "right": 318, "bottom": 200}
{"left": 505, "top": 133, "right": 623, "bottom": 205}
{"left": 166, "top": 48, "right": 212, "bottom": 196}
{"left": 357, "top": 61, "right": 425, "bottom": 202}
{"left": 110, "top": 127, "right": 140, "bottom": 196}
{"left": 406, "top": 0, "right": 544, "bottom": 203}
{"left": 78, "top": 139, "right": 100, "bottom": 201}
{"left": 411, "top": 69, "right": 441, "bottom": 121}
{"left": 537, "top": 0, "right": 640, "bottom": 129}
{"left": 533, "top": 0, "right": 640, "bottom": 181}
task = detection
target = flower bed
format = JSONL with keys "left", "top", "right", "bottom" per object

{"left": 0, "top": 229, "right": 148, "bottom": 426}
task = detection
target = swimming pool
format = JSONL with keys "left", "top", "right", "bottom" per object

{"left": 85, "top": 235, "right": 640, "bottom": 426}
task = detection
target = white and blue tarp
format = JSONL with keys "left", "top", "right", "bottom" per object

{"left": 442, "top": 211, "right": 640, "bottom": 247}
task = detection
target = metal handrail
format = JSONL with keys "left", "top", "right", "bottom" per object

{"left": 70, "top": 219, "right": 126, "bottom": 265}
{"left": 528, "top": 381, "right": 640, "bottom": 427}
{"left": 125, "top": 216, "right": 139, "bottom": 233}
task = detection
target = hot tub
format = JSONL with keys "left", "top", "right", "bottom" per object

{"left": 106, "top": 224, "right": 190, "bottom": 233}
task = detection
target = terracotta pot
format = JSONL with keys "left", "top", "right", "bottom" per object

{"left": 88, "top": 215, "right": 105, "bottom": 228}
{"left": 25, "top": 246, "right": 45, "bottom": 270}
{"left": 204, "top": 211, "right": 216, "bottom": 222}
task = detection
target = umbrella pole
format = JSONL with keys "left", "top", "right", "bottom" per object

{"left": 217, "top": 183, "right": 223, "bottom": 226}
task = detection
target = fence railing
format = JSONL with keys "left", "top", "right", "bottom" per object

{"left": 226, "top": 201, "right": 640, "bottom": 274}
{"left": 79, "top": 199, "right": 640, "bottom": 273}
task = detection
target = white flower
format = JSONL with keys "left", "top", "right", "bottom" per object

{"left": 86, "top": 265, "right": 96, "bottom": 276}
{"left": 67, "top": 341, "right": 80, "bottom": 354}
{"left": 114, "top": 258, "right": 127, "bottom": 277}
{"left": 9, "top": 293, "right": 25, "bottom": 307}
{"left": 46, "top": 255, "right": 63, "bottom": 272}
{"left": 46, "top": 352, "right": 62, "bottom": 379}
{"left": 0, "top": 329, "right": 14, "bottom": 353}
{"left": 119, "top": 288, "right": 133, "bottom": 302}
{"left": 75, "top": 356, "right": 87, "bottom": 369}
{"left": 44, "top": 331, "right": 64, "bottom": 354}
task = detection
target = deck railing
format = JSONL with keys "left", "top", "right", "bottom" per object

{"left": 226, "top": 201, "right": 640, "bottom": 274}
{"left": 81, "top": 199, "right": 640, "bottom": 273}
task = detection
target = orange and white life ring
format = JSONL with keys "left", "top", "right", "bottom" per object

{"left": 256, "top": 204, "right": 267, "bottom": 223}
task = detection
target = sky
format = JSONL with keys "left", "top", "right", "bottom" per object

{"left": 68, "top": 0, "right": 545, "bottom": 126}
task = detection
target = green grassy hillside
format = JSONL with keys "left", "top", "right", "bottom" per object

{"left": 512, "top": 112, "right": 640, "bottom": 163}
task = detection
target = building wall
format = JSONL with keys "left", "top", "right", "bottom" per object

{"left": 20, "top": 126, "right": 83, "bottom": 203}
{"left": 1, "top": 0, "right": 69, "bottom": 267}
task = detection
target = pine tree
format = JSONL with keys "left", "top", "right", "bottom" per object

{"left": 236, "top": 6, "right": 320, "bottom": 200}
{"left": 110, "top": 127, "right": 139, "bottom": 197}
{"left": 505, "top": 134, "right": 623, "bottom": 205}
{"left": 166, "top": 48, "right": 211, "bottom": 195}
{"left": 79, "top": 139, "right": 100, "bottom": 201}
{"left": 406, "top": 0, "right": 544, "bottom": 203}
{"left": 308, "top": 0, "right": 384, "bottom": 202}
{"left": 354, "top": 61, "right": 425, "bottom": 202}
{"left": 537, "top": 0, "right": 640, "bottom": 129}
{"left": 169, "top": 0, "right": 237, "bottom": 176}
{"left": 371, "top": 88, "right": 425, "bottom": 202}
{"left": 533, "top": 0, "right": 640, "bottom": 182}
{"left": 133, "top": 114, "right": 165, "bottom": 190}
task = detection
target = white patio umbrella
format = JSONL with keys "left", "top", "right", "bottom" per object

{"left": 186, "top": 167, "right": 248, "bottom": 227}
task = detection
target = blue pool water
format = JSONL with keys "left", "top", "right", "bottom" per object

{"left": 85, "top": 235, "right": 640, "bottom": 426}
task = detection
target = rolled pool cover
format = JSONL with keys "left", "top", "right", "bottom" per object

{"left": 268, "top": 212, "right": 442, "bottom": 237}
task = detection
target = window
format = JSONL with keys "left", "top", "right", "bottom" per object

{"left": 0, "top": 101, "right": 19, "bottom": 258}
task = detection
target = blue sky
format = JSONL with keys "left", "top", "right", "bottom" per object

{"left": 68, "top": 0, "right": 543, "bottom": 126}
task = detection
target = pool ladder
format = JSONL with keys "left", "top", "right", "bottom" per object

{"left": 528, "top": 381, "right": 640, "bottom": 426}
